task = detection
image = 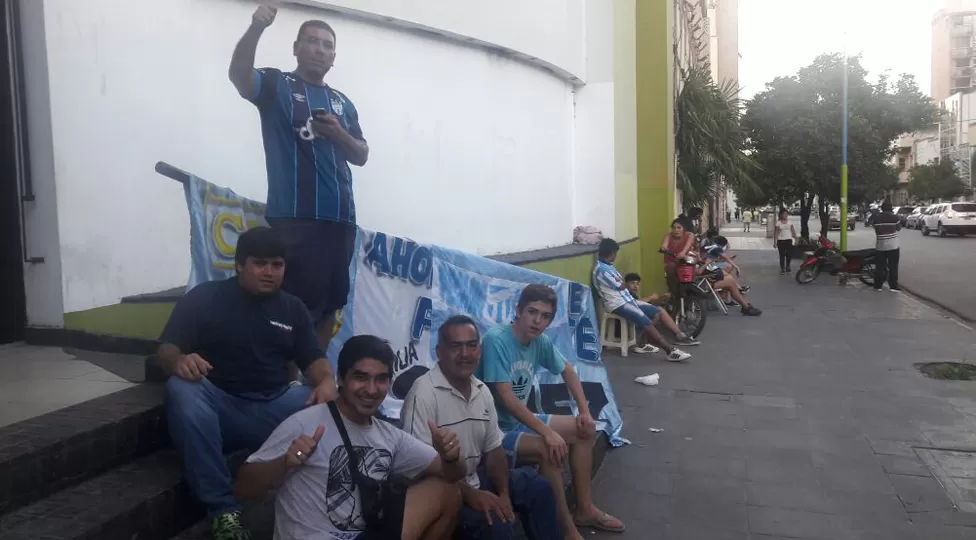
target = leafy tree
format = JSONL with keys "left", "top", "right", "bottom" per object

{"left": 742, "top": 54, "right": 935, "bottom": 238}
{"left": 675, "top": 66, "right": 759, "bottom": 208}
{"left": 849, "top": 165, "right": 899, "bottom": 207}
{"left": 908, "top": 160, "right": 970, "bottom": 201}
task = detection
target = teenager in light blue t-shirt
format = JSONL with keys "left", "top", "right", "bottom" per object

{"left": 477, "top": 324, "right": 566, "bottom": 431}
{"left": 477, "top": 284, "right": 625, "bottom": 538}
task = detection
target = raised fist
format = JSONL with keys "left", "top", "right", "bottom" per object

{"left": 252, "top": 4, "right": 278, "bottom": 28}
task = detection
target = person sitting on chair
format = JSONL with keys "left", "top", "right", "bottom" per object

{"left": 593, "top": 239, "right": 697, "bottom": 359}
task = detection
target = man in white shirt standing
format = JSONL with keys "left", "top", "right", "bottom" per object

{"left": 402, "top": 316, "right": 562, "bottom": 540}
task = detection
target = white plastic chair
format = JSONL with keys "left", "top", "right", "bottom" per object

{"left": 600, "top": 312, "right": 637, "bottom": 356}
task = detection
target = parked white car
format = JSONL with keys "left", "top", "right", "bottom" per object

{"left": 905, "top": 207, "right": 925, "bottom": 229}
{"left": 921, "top": 202, "right": 976, "bottom": 237}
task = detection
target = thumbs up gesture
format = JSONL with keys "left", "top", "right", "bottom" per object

{"left": 428, "top": 419, "right": 461, "bottom": 463}
{"left": 284, "top": 425, "right": 325, "bottom": 468}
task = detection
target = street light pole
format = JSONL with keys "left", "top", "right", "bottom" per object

{"left": 840, "top": 38, "right": 849, "bottom": 252}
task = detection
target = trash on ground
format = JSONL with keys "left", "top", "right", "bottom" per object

{"left": 648, "top": 428, "right": 664, "bottom": 433}
{"left": 634, "top": 373, "right": 660, "bottom": 386}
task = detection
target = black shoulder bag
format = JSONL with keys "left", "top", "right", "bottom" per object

{"left": 327, "top": 402, "right": 405, "bottom": 539}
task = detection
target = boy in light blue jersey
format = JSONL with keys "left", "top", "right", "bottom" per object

{"left": 592, "top": 239, "right": 697, "bottom": 358}
{"left": 477, "top": 285, "right": 624, "bottom": 540}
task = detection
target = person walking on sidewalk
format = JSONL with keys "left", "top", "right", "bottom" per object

{"left": 742, "top": 209, "right": 753, "bottom": 232}
{"left": 774, "top": 209, "right": 797, "bottom": 274}
{"left": 872, "top": 201, "right": 902, "bottom": 292}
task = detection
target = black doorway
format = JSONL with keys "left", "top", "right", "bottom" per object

{"left": 0, "top": 0, "right": 28, "bottom": 345}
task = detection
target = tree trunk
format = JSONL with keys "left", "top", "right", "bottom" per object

{"left": 799, "top": 193, "right": 814, "bottom": 240}
{"left": 818, "top": 196, "right": 830, "bottom": 237}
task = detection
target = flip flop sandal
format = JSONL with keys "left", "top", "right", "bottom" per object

{"left": 574, "top": 512, "right": 626, "bottom": 533}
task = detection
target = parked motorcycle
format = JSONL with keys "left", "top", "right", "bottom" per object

{"left": 794, "top": 236, "right": 876, "bottom": 286}
{"left": 660, "top": 249, "right": 707, "bottom": 337}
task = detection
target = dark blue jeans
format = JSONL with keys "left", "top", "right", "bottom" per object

{"left": 165, "top": 377, "right": 311, "bottom": 513}
{"left": 456, "top": 467, "right": 563, "bottom": 540}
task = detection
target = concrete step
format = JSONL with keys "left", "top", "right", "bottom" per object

{"left": 0, "top": 450, "right": 198, "bottom": 540}
{"left": 1, "top": 377, "right": 612, "bottom": 540}
{"left": 0, "top": 383, "right": 166, "bottom": 515}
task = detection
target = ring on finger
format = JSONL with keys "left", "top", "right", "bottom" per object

{"left": 296, "top": 450, "right": 304, "bottom": 459}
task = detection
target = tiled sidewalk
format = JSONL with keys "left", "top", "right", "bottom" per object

{"left": 588, "top": 251, "right": 976, "bottom": 539}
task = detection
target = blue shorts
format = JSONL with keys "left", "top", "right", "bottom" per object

{"left": 501, "top": 414, "right": 551, "bottom": 468}
{"left": 613, "top": 301, "right": 661, "bottom": 328}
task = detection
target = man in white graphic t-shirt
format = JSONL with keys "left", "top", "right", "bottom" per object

{"left": 235, "top": 335, "right": 467, "bottom": 540}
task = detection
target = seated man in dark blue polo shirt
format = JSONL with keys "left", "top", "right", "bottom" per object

{"left": 157, "top": 227, "right": 337, "bottom": 540}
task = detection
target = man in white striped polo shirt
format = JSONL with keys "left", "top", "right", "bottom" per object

{"left": 402, "top": 316, "right": 561, "bottom": 540}
{"left": 872, "top": 201, "right": 902, "bottom": 292}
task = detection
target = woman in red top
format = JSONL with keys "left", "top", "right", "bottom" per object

{"left": 662, "top": 219, "right": 763, "bottom": 316}
{"left": 661, "top": 220, "right": 696, "bottom": 295}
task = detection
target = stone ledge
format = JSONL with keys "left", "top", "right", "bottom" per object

{"left": 120, "top": 237, "right": 637, "bottom": 304}
{"left": 31, "top": 237, "right": 637, "bottom": 359}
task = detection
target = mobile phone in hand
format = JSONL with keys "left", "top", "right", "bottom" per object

{"left": 311, "top": 108, "right": 330, "bottom": 119}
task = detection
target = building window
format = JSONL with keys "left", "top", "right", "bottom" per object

{"left": 898, "top": 156, "right": 907, "bottom": 170}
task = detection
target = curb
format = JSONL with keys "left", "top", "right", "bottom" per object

{"left": 899, "top": 283, "right": 975, "bottom": 325}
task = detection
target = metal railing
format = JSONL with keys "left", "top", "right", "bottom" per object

{"left": 155, "top": 161, "right": 192, "bottom": 184}
{"left": 951, "top": 47, "right": 973, "bottom": 58}
{"left": 952, "top": 24, "right": 973, "bottom": 37}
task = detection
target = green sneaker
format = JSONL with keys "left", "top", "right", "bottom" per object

{"left": 211, "top": 510, "right": 250, "bottom": 540}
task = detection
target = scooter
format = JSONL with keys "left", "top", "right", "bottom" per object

{"left": 794, "top": 236, "right": 876, "bottom": 286}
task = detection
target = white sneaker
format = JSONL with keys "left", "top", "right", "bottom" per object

{"left": 634, "top": 344, "right": 660, "bottom": 354}
{"left": 667, "top": 348, "right": 691, "bottom": 362}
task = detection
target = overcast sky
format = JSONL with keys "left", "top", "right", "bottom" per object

{"left": 739, "top": 0, "right": 942, "bottom": 100}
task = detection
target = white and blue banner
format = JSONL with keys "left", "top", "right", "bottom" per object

{"left": 182, "top": 174, "right": 627, "bottom": 446}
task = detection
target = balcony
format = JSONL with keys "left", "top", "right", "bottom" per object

{"left": 952, "top": 24, "right": 974, "bottom": 37}
{"left": 953, "top": 66, "right": 973, "bottom": 78}
{"left": 952, "top": 47, "right": 973, "bottom": 59}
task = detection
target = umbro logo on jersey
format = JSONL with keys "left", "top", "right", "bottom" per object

{"left": 292, "top": 93, "right": 306, "bottom": 103}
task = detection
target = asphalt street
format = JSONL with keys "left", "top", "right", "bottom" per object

{"left": 733, "top": 216, "right": 976, "bottom": 323}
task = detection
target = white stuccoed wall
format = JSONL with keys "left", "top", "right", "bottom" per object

{"left": 19, "top": 0, "right": 618, "bottom": 318}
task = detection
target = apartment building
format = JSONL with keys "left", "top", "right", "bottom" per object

{"left": 932, "top": 0, "right": 976, "bottom": 101}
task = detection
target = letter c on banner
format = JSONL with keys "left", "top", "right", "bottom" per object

{"left": 212, "top": 213, "right": 264, "bottom": 270}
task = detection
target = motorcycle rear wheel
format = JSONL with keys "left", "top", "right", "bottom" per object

{"left": 795, "top": 264, "right": 821, "bottom": 284}
{"left": 859, "top": 263, "right": 875, "bottom": 286}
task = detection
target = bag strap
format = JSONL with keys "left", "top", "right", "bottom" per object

{"left": 328, "top": 401, "right": 366, "bottom": 486}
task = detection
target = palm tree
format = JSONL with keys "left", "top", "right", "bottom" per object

{"left": 675, "top": 66, "right": 759, "bottom": 206}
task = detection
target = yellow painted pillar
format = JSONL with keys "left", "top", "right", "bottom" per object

{"left": 635, "top": 0, "right": 676, "bottom": 289}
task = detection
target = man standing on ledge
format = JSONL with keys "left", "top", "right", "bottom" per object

{"left": 229, "top": 4, "right": 368, "bottom": 356}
